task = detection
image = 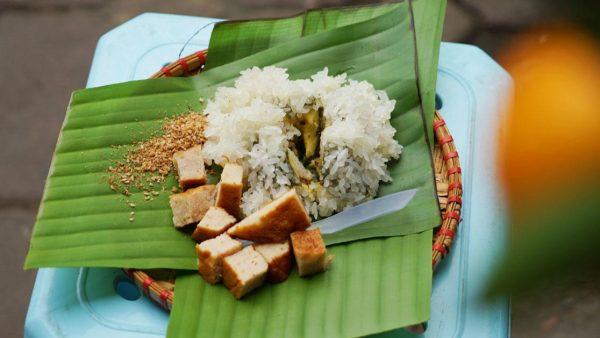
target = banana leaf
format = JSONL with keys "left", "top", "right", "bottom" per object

{"left": 25, "top": 2, "right": 444, "bottom": 270}
{"left": 168, "top": 231, "right": 432, "bottom": 338}
{"left": 205, "top": 0, "right": 446, "bottom": 146}
{"left": 202, "top": 0, "right": 446, "bottom": 245}
{"left": 169, "top": 3, "right": 443, "bottom": 337}
{"left": 24, "top": 79, "right": 203, "bottom": 269}
{"left": 412, "top": 0, "right": 447, "bottom": 144}
{"left": 204, "top": 2, "right": 400, "bottom": 69}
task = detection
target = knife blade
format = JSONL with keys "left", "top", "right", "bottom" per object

{"left": 310, "top": 188, "right": 418, "bottom": 234}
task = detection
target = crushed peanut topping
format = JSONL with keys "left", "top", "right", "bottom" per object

{"left": 107, "top": 112, "right": 207, "bottom": 201}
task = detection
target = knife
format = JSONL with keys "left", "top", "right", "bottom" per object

{"left": 310, "top": 188, "right": 418, "bottom": 234}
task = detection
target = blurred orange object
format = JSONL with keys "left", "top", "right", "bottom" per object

{"left": 498, "top": 25, "right": 600, "bottom": 232}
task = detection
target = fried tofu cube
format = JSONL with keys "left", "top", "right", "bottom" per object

{"left": 290, "top": 229, "right": 333, "bottom": 277}
{"left": 215, "top": 163, "right": 244, "bottom": 219}
{"left": 222, "top": 246, "right": 268, "bottom": 299}
{"left": 196, "top": 233, "right": 242, "bottom": 284}
{"left": 227, "top": 189, "right": 310, "bottom": 243}
{"left": 173, "top": 145, "right": 206, "bottom": 189}
{"left": 253, "top": 241, "right": 292, "bottom": 283}
{"left": 192, "top": 206, "right": 237, "bottom": 242}
{"left": 169, "top": 185, "right": 216, "bottom": 227}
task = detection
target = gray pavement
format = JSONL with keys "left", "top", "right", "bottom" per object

{"left": 0, "top": 0, "right": 597, "bottom": 337}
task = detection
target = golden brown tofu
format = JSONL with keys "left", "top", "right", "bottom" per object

{"left": 222, "top": 246, "right": 268, "bottom": 299}
{"left": 173, "top": 145, "right": 206, "bottom": 189}
{"left": 169, "top": 185, "right": 216, "bottom": 227}
{"left": 192, "top": 206, "right": 237, "bottom": 242}
{"left": 227, "top": 189, "right": 310, "bottom": 243}
{"left": 215, "top": 163, "right": 244, "bottom": 219}
{"left": 196, "top": 233, "right": 243, "bottom": 284}
{"left": 253, "top": 241, "right": 292, "bottom": 283}
{"left": 290, "top": 229, "right": 333, "bottom": 277}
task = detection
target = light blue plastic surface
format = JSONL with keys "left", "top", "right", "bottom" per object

{"left": 25, "top": 13, "right": 512, "bottom": 338}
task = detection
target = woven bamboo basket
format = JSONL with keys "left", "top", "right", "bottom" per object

{"left": 125, "top": 50, "right": 463, "bottom": 311}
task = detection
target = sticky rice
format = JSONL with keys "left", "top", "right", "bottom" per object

{"left": 202, "top": 66, "right": 402, "bottom": 219}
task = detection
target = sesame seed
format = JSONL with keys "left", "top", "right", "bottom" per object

{"left": 107, "top": 112, "right": 207, "bottom": 208}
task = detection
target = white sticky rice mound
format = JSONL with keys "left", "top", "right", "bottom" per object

{"left": 202, "top": 66, "right": 402, "bottom": 219}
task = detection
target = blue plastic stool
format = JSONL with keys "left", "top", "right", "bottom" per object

{"left": 25, "top": 13, "right": 512, "bottom": 338}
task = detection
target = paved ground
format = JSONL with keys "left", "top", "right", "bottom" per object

{"left": 0, "top": 0, "right": 598, "bottom": 337}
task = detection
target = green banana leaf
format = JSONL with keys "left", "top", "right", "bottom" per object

{"left": 202, "top": 0, "right": 446, "bottom": 245}
{"left": 24, "top": 79, "right": 203, "bottom": 269}
{"left": 169, "top": 3, "right": 444, "bottom": 337}
{"left": 25, "top": 2, "right": 444, "bottom": 270}
{"left": 168, "top": 231, "right": 432, "bottom": 338}
{"left": 168, "top": 5, "right": 446, "bottom": 337}
{"left": 168, "top": 1, "right": 446, "bottom": 337}
{"left": 412, "top": 0, "right": 447, "bottom": 145}
{"left": 205, "top": 0, "right": 445, "bottom": 147}
{"left": 204, "top": 2, "right": 400, "bottom": 69}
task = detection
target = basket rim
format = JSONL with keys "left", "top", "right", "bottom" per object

{"left": 127, "top": 49, "right": 463, "bottom": 311}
